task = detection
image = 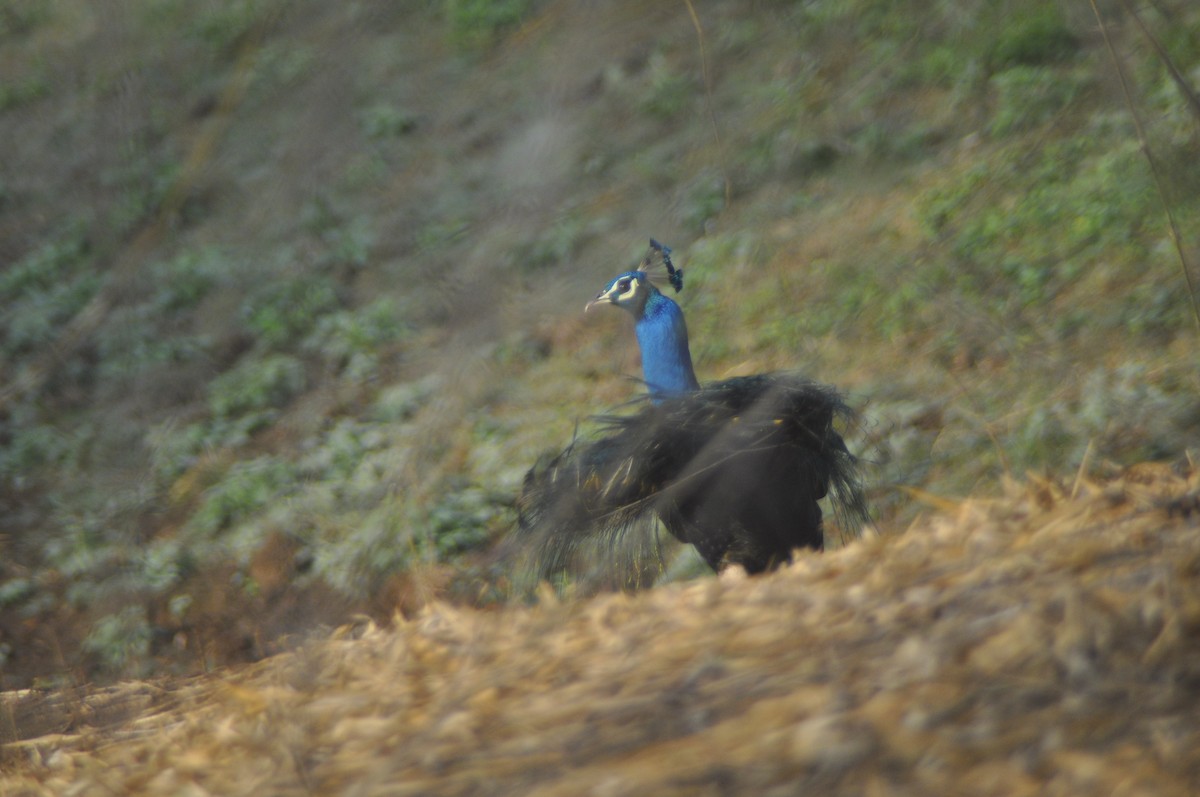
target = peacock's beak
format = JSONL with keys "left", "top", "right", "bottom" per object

{"left": 585, "top": 291, "right": 615, "bottom": 312}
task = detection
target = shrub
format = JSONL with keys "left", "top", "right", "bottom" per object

{"left": 640, "top": 52, "right": 694, "bottom": 119}
{"left": 83, "top": 607, "right": 152, "bottom": 677}
{"left": 189, "top": 456, "right": 297, "bottom": 537}
{"left": 989, "top": 65, "right": 1087, "bottom": 137}
{"left": 988, "top": 8, "right": 1078, "bottom": 70}
{"left": 304, "top": 297, "right": 406, "bottom": 377}
{"left": 0, "top": 230, "right": 97, "bottom": 357}
{"left": 424, "top": 483, "right": 509, "bottom": 559}
{"left": 445, "top": 0, "right": 532, "bottom": 48}
{"left": 208, "top": 354, "right": 306, "bottom": 420}
{"left": 242, "top": 277, "right": 341, "bottom": 348}
{"left": 148, "top": 248, "right": 226, "bottom": 314}
{"left": 359, "top": 103, "right": 417, "bottom": 140}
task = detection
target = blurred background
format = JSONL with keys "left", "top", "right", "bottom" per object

{"left": 0, "top": 0, "right": 1197, "bottom": 688}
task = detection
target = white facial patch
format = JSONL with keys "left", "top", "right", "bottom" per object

{"left": 614, "top": 276, "right": 640, "bottom": 304}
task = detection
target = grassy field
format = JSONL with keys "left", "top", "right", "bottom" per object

{"left": 0, "top": 0, "right": 1198, "bottom": 690}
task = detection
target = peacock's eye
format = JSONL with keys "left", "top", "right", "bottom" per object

{"left": 618, "top": 278, "right": 632, "bottom": 291}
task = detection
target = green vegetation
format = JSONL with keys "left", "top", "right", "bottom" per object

{"left": 640, "top": 52, "right": 696, "bottom": 119}
{"left": 0, "top": 70, "right": 48, "bottom": 110}
{"left": 359, "top": 102, "right": 418, "bottom": 140}
{"left": 192, "top": 0, "right": 284, "bottom": 53}
{"left": 987, "top": 6, "right": 1079, "bottom": 69}
{"left": 208, "top": 354, "right": 306, "bottom": 420}
{"left": 988, "top": 65, "right": 1090, "bottom": 136}
{"left": 0, "top": 0, "right": 1197, "bottom": 685}
{"left": 0, "top": 228, "right": 96, "bottom": 356}
{"left": 188, "top": 456, "right": 297, "bottom": 537}
{"left": 444, "top": 0, "right": 533, "bottom": 48}
{"left": 304, "top": 297, "right": 408, "bottom": 376}
{"left": 82, "top": 607, "right": 153, "bottom": 677}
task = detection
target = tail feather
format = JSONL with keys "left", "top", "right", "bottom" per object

{"left": 516, "top": 433, "right": 668, "bottom": 590}
{"left": 515, "top": 373, "right": 869, "bottom": 587}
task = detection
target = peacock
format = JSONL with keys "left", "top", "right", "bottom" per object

{"left": 516, "top": 240, "right": 868, "bottom": 585}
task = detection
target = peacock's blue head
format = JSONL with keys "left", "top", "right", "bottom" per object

{"left": 585, "top": 270, "right": 655, "bottom": 317}
{"left": 585, "top": 243, "right": 698, "bottom": 397}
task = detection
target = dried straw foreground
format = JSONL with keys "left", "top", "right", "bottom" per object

{"left": 3, "top": 463, "right": 1200, "bottom": 795}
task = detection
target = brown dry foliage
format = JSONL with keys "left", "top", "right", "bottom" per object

{"left": 3, "top": 463, "right": 1200, "bottom": 795}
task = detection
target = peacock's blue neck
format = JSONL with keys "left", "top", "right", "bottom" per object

{"left": 635, "top": 291, "right": 700, "bottom": 399}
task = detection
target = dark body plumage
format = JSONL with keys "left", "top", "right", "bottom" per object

{"left": 517, "top": 242, "right": 868, "bottom": 584}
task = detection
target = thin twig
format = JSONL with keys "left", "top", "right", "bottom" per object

{"left": 1089, "top": 0, "right": 1200, "bottom": 337}
{"left": 1120, "top": 0, "right": 1200, "bottom": 126}
{"left": 1071, "top": 439, "right": 1094, "bottom": 500}
{"left": 682, "top": 0, "right": 732, "bottom": 211}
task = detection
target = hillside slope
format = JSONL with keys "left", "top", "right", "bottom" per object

{"left": 1, "top": 0, "right": 1198, "bottom": 687}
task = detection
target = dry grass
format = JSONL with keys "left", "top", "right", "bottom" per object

{"left": 3, "top": 462, "right": 1199, "bottom": 795}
